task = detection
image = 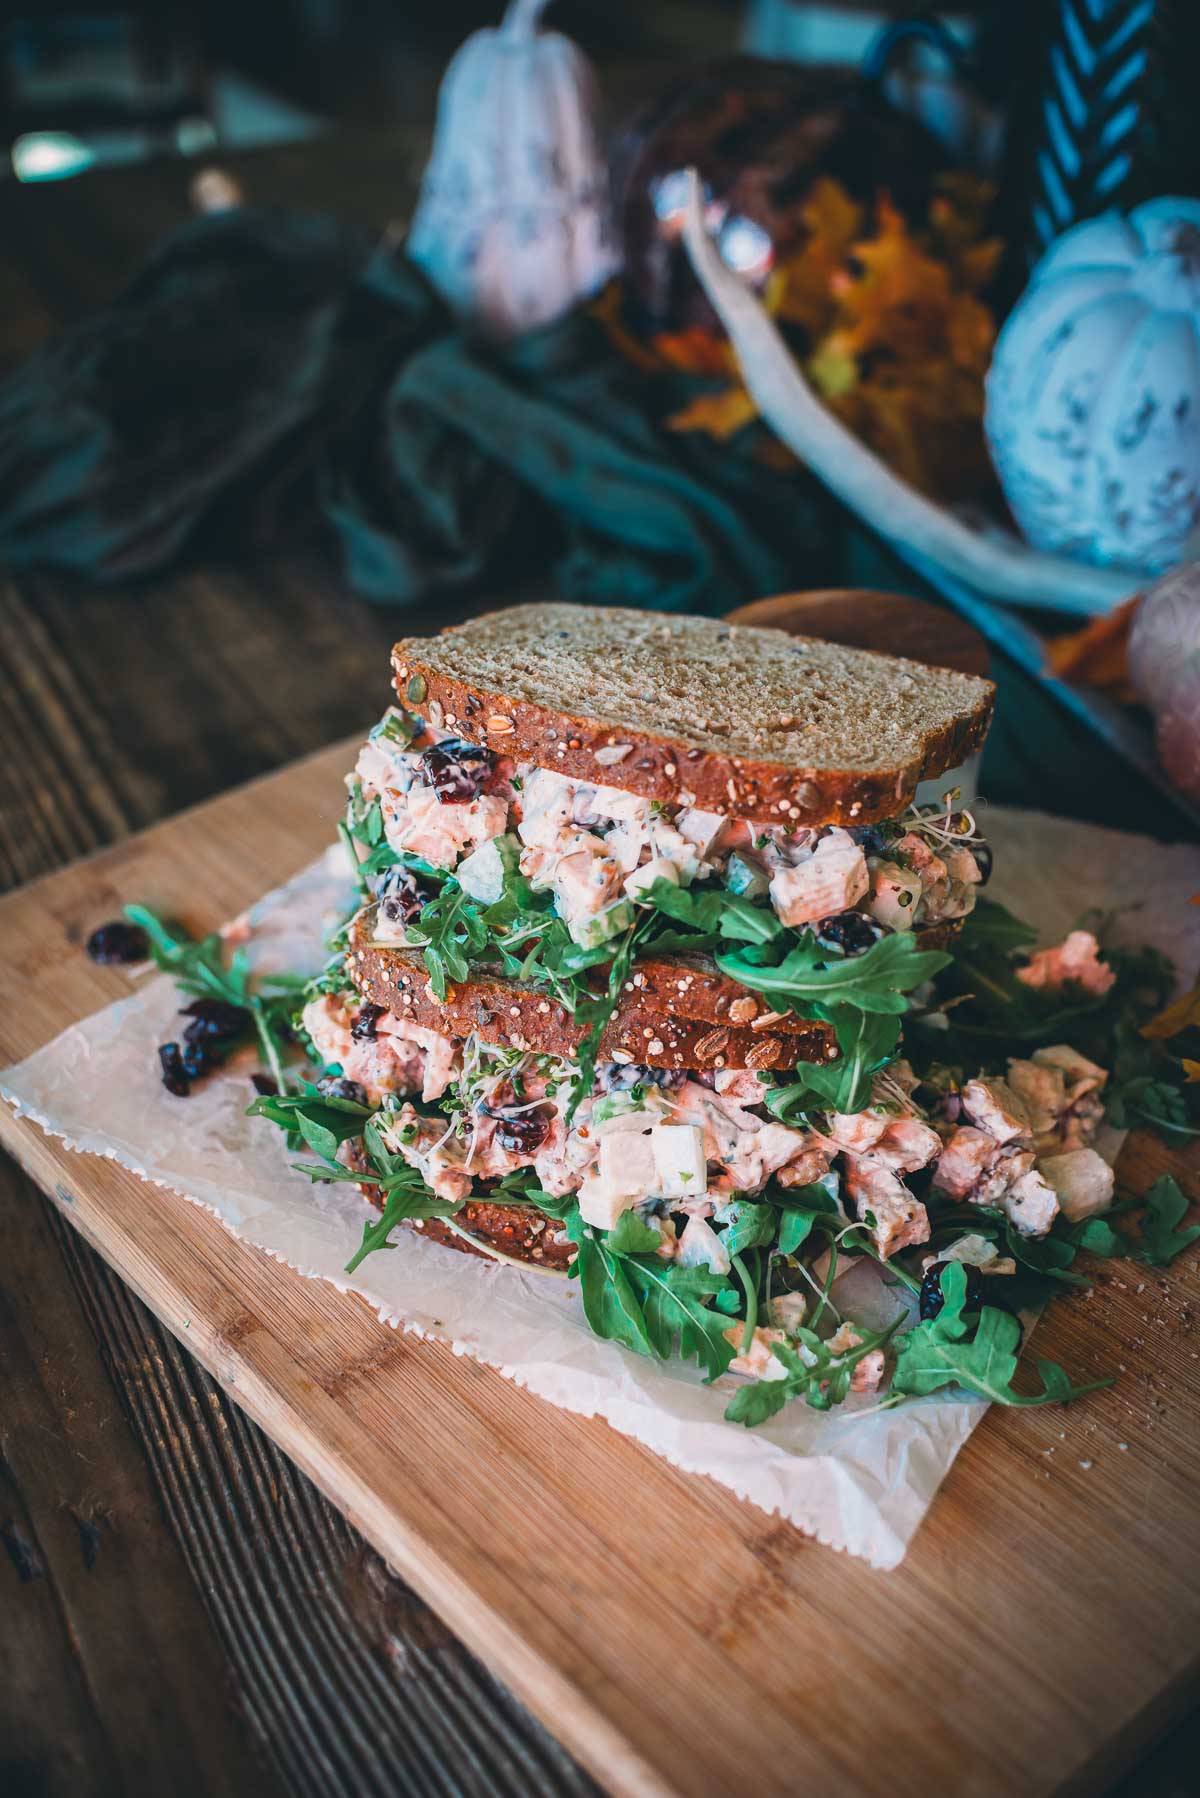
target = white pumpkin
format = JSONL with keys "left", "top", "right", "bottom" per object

{"left": 407, "top": 0, "right": 619, "bottom": 339}
{"left": 985, "top": 199, "right": 1200, "bottom": 577}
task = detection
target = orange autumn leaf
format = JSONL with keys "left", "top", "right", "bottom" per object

{"left": 1183, "top": 1060, "right": 1200, "bottom": 1083}
{"left": 597, "top": 172, "right": 1001, "bottom": 502}
{"left": 768, "top": 176, "right": 864, "bottom": 337}
{"left": 1141, "top": 982, "right": 1200, "bottom": 1040}
{"left": 1045, "top": 595, "right": 1142, "bottom": 702}
{"left": 665, "top": 384, "right": 759, "bottom": 439}
{"left": 651, "top": 327, "right": 739, "bottom": 378}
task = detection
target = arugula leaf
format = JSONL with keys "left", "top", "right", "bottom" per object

{"left": 640, "top": 878, "right": 783, "bottom": 945}
{"left": 717, "top": 930, "right": 951, "bottom": 1018}
{"left": 1105, "top": 1073, "right": 1200, "bottom": 1144}
{"left": 718, "top": 1201, "right": 777, "bottom": 1256}
{"left": 766, "top": 1010, "right": 901, "bottom": 1122}
{"left": 602, "top": 1211, "right": 663, "bottom": 1255}
{"left": 1132, "top": 1175, "right": 1200, "bottom": 1266}
{"left": 566, "top": 1207, "right": 735, "bottom": 1380}
{"left": 957, "top": 896, "right": 1039, "bottom": 953}
{"left": 345, "top": 1174, "right": 462, "bottom": 1274}
{"left": 723, "top": 1321, "right": 899, "bottom": 1426}
{"left": 892, "top": 1263, "right": 1113, "bottom": 1406}
{"left": 126, "top": 903, "right": 304, "bottom": 1091}
{"left": 773, "top": 1182, "right": 840, "bottom": 1255}
{"left": 404, "top": 880, "right": 489, "bottom": 998}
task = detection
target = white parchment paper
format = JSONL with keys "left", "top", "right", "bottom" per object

{"left": 3, "top": 808, "right": 1198, "bottom": 1567}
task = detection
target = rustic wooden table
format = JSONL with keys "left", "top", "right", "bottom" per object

{"left": 0, "top": 130, "right": 1194, "bottom": 1798}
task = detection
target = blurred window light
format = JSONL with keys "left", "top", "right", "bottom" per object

{"left": 12, "top": 130, "right": 96, "bottom": 182}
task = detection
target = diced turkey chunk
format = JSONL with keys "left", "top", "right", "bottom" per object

{"left": 961, "top": 1077, "right": 1032, "bottom": 1145}
{"left": 826, "top": 1323, "right": 886, "bottom": 1393}
{"left": 768, "top": 828, "right": 868, "bottom": 928}
{"left": 931, "top": 1127, "right": 1005, "bottom": 1200}
{"left": 824, "top": 1110, "right": 940, "bottom": 1174}
{"left": 825, "top": 1110, "right": 889, "bottom": 1155}
{"left": 842, "top": 1161, "right": 930, "bottom": 1258}
{"left": 1038, "top": 1148, "right": 1115, "bottom": 1223}
{"left": 390, "top": 783, "right": 508, "bottom": 868}
{"left": 894, "top": 832, "right": 948, "bottom": 887}
{"left": 921, "top": 1233, "right": 1016, "bottom": 1275}
{"left": 598, "top": 1129, "right": 657, "bottom": 1198}
{"left": 724, "top": 1326, "right": 790, "bottom": 1381}
{"left": 1031, "top": 1043, "right": 1108, "bottom": 1097}
{"left": 624, "top": 856, "right": 682, "bottom": 900}
{"left": 650, "top": 1125, "right": 707, "bottom": 1197}
{"left": 1003, "top": 1168, "right": 1060, "bottom": 1237}
{"left": 301, "top": 994, "right": 438, "bottom": 1106}
{"left": 931, "top": 1127, "right": 1047, "bottom": 1225}
{"left": 576, "top": 1173, "right": 636, "bottom": 1231}
{"left": 869, "top": 1116, "right": 942, "bottom": 1174}
{"left": 676, "top": 808, "right": 729, "bottom": 859}
{"left": 1005, "top": 1057, "right": 1067, "bottom": 1144}
{"left": 867, "top": 859, "right": 922, "bottom": 931}
{"left": 551, "top": 845, "right": 624, "bottom": 921}
{"left": 1016, "top": 929, "right": 1116, "bottom": 996}
{"left": 677, "top": 1214, "right": 731, "bottom": 1275}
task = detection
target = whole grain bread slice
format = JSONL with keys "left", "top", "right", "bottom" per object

{"left": 346, "top": 933, "right": 838, "bottom": 1074}
{"left": 392, "top": 602, "right": 994, "bottom": 827}
{"left": 348, "top": 909, "right": 960, "bottom": 1065}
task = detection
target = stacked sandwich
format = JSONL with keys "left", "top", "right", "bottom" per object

{"left": 264, "top": 604, "right": 1121, "bottom": 1408}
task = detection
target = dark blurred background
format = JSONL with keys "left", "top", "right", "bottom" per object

{"left": 0, "top": 0, "right": 1012, "bottom": 180}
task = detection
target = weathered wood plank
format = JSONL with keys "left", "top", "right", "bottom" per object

{"left": 0, "top": 1155, "right": 278, "bottom": 1797}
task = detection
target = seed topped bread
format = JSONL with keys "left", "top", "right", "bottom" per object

{"left": 346, "top": 927, "right": 838, "bottom": 1074}
{"left": 392, "top": 602, "right": 994, "bottom": 826}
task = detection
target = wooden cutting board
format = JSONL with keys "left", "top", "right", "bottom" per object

{"left": 2, "top": 738, "right": 1198, "bottom": 1798}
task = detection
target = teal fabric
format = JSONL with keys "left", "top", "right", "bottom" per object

{"left": 0, "top": 208, "right": 838, "bottom": 616}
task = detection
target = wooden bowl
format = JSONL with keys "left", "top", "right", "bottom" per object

{"left": 726, "top": 589, "right": 991, "bottom": 680}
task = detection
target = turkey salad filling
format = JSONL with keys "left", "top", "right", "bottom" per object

{"left": 265, "top": 981, "right": 1152, "bottom": 1416}
{"left": 351, "top": 707, "right": 987, "bottom": 951}
{"left": 301, "top": 990, "right": 1114, "bottom": 1256}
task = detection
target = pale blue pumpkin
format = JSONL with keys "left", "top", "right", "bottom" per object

{"left": 985, "top": 198, "right": 1200, "bottom": 576}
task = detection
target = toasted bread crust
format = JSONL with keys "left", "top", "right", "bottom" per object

{"left": 391, "top": 644, "right": 994, "bottom": 828}
{"left": 400, "top": 1204, "right": 576, "bottom": 1270}
{"left": 346, "top": 911, "right": 960, "bottom": 1067}
{"left": 345, "top": 931, "right": 838, "bottom": 1073}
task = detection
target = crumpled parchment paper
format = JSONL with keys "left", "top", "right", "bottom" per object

{"left": 3, "top": 808, "right": 1198, "bottom": 1568}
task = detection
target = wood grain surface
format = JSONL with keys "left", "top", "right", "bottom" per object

{"left": 2, "top": 733, "right": 1198, "bottom": 1798}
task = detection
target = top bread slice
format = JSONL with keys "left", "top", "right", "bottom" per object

{"left": 392, "top": 603, "right": 994, "bottom": 827}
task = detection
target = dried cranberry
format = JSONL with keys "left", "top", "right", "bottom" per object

{"left": 596, "top": 1062, "right": 686, "bottom": 1093}
{"left": 418, "top": 738, "right": 495, "bottom": 804}
{"left": 485, "top": 1105, "right": 551, "bottom": 1155}
{"left": 918, "top": 1259, "right": 984, "bottom": 1321}
{"left": 86, "top": 920, "right": 148, "bottom": 964}
{"left": 351, "top": 1002, "right": 386, "bottom": 1042}
{"left": 971, "top": 840, "right": 993, "bottom": 886}
{"left": 815, "top": 910, "right": 889, "bottom": 956}
{"left": 182, "top": 1040, "right": 215, "bottom": 1080}
{"left": 181, "top": 998, "right": 251, "bottom": 1041}
{"left": 159, "top": 1042, "right": 190, "bottom": 1097}
{"left": 847, "top": 825, "right": 890, "bottom": 859}
{"left": 317, "top": 1075, "right": 370, "bottom": 1106}
{"left": 250, "top": 1073, "right": 278, "bottom": 1096}
{"left": 370, "top": 864, "right": 433, "bottom": 927}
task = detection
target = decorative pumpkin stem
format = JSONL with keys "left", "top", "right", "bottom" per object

{"left": 679, "top": 169, "right": 1137, "bottom": 614}
{"left": 502, "top": 0, "right": 551, "bottom": 37}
